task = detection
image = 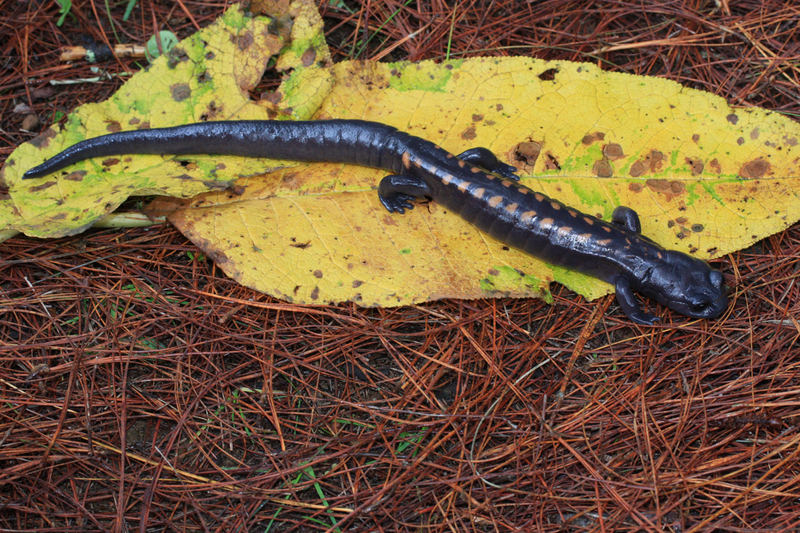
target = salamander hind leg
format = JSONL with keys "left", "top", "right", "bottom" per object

{"left": 378, "top": 174, "right": 432, "bottom": 214}
{"left": 456, "top": 148, "right": 518, "bottom": 180}
{"left": 612, "top": 206, "right": 642, "bottom": 233}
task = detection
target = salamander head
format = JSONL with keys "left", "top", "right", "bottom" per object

{"left": 640, "top": 250, "right": 728, "bottom": 320}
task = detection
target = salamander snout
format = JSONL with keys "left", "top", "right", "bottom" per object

{"left": 643, "top": 252, "right": 728, "bottom": 320}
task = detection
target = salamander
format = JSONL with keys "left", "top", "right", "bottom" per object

{"left": 22, "top": 119, "right": 728, "bottom": 324}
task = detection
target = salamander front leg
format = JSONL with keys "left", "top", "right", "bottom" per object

{"left": 378, "top": 174, "right": 432, "bottom": 214}
{"left": 615, "top": 276, "right": 658, "bottom": 325}
{"left": 611, "top": 206, "right": 642, "bottom": 233}
{"left": 456, "top": 148, "right": 519, "bottom": 180}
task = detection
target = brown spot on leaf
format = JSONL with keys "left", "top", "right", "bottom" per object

{"left": 512, "top": 141, "right": 541, "bottom": 171}
{"left": 709, "top": 158, "right": 722, "bottom": 174}
{"left": 685, "top": 157, "right": 704, "bottom": 176}
{"left": 200, "top": 101, "right": 221, "bottom": 121}
{"left": 739, "top": 158, "right": 770, "bottom": 179}
{"left": 629, "top": 161, "right": 647, "bottom": 177}
{"left": 29, "top": 128, "right": 57, "bottom": 149}
{"left": 692, "top": 134, "right": 700, "bottom": 143}
{"left": 313, "top": 270, "right": 323, "bottom": 278}
{"left": 461, "top": 126, "right": 477, "bottom": 140}
{"left": 603, "top": 143, "right": 625, "bottom": 160}
{"left": 496, "top": 104, "right": 503, "bottom": 111}
{"left": 544, "top": 152, "right": 561, "bottom": 171}
{"left": 750, "top": 128, "right": 760, "bottom": 140}
{"left": 691, "top": 224, "right": 704, "bottom": 232}
{"left": 629, "top": 182, "right": 644, "bottom": 192}
{"left": 301, "top": 47, "right": 317, "bottom": 67}
{"left": 166, "top": 47, "right": 189, "bottom": 69}
{"left": 737, "top": 137, "right": 745, "bottom": 145}
{"left": 783, "top": 135, "right": 798, "bottom": 147}
{"left": 310, "top": 287, "right": 319, "bottom": 300}
{"left": 29, "top": 181, "right": 57, "bottom": 192}
{"left": 646, "top": 150, "right": 666, "bottom": 172}
{"left": 352, "top": 280, "right": 364, "bottom": 288}
{"left": 102, "top": 158, "right": 120, "bottom": 168}
{"left": 538, "top": 68, "right": 557, "bottom": 81}
{"left": 171, "top": 83, "right": 191, "bottom": 101}
{"left": 65, "top": 170, "right": 87, "bottom": 181}
{"left": 582, "top": 132, "right": 605, "bottom": 145}
{"left": 593, "top": 159, "right": 613, "bottom": 178}
{"left": 281, "top": 172, "right": 304, "bottom": 189}
{"left": 236, "top": 32, "right": 254, "bottom": 51}
{"left": 726, "top": 113, "right": 739, "bottom": 125}
{"left": 646, "top": 179, "right": 685, "bottom": 201}
{"left": 472, "top": 114, "right": 484, "bottom": 122}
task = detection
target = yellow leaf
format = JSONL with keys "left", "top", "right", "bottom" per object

{"left": 4, "top": 2, "right": 800, "bottom": 307}
{"left": 155, "top": 58, "right": 800, "bottom": 305}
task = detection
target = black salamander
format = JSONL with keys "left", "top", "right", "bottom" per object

{"left": 23, "top": 119, "right": 728, "bottom": 325}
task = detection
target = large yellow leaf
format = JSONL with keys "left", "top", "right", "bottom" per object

{"left": 153, "top": 57, "right": 800, "bottom": 305}
{"left": 4, "top": 3, "right": 800, "bottom": 306}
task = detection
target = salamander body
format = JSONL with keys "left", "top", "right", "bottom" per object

{"left": 23, "top": 119, "right": 728, "bottom": 324}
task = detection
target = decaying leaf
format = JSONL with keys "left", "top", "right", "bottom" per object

{"left": 3, "top": 2, "right": 800, "bottom": 307}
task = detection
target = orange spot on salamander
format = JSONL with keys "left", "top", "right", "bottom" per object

{"left": 402, "top": 151, "right": 411, "bottom": 169}
{"left": 442, "top": 174, "right": 455, "bottom": 184}
{"left": 550, "top": 202, "right": 561, "bottom": 210}
{"left": 458, "top": 160, "right": 465, "bottom": 168}
{"left": 557, "top": 226, "right": 573, "bottom": 236}
{"left": 540, "top": 217, "right": 554, "bottom": 227}
{"left": 597, "top": 239, "right": 612, "bottom": 245}
{"left": 505, "top": 203, "right": 519, "bottom": 214}
{"left": 470, "top": 167, "right": 481, "bottom": 173}
{"left": 488, "top": 196, "right": 503, "bottom": 207}
{"left": 502, "top": 180, "right": 513, "bottom": 187}
{"left": 602, "top": 225, "right": 612, "bottom": 233}
{"left": 568, "top": 210, "right": 578, "bottom": 217}
{"left": 534, "top": 193, "right": 545, "bottom": 202}
{"left": 457, "top": 181, "right": 471, "bottom": 192}
{"left": 473, "top": 187, "right": 485, "bottom": 199}
{"left": 518, "top": 188, "right": 529, "bottom": 194}
{"left": 520, "top": 211, "right": 537, "bottom": 222}
{"left": 583, "top": 217, "right": 594, "bottom": 225}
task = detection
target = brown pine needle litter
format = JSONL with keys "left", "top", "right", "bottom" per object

{"left": 2, "top": 1, "right": 800, "bottom": 531}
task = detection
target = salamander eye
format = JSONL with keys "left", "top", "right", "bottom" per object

{"left": 690, "top": 302, "right": 709, "bottom": 314}
{"left": 709, "top": 270, "right": 724, "bottom": 289}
